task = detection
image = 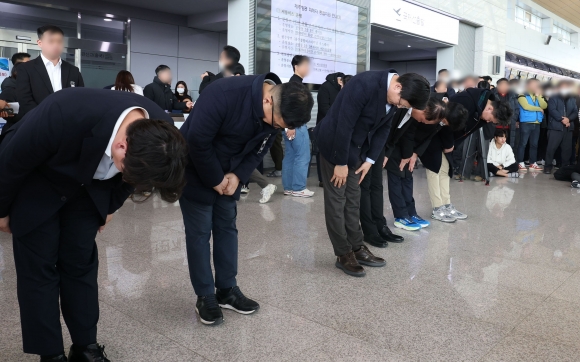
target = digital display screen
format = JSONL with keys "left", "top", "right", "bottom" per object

{"left": 268, "top": 0, "right": 361, "bottom": 84}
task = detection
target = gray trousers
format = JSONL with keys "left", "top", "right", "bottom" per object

{"left": 249, "top": 169, "right": 269, "bottom": 188}
{"left": 546, "top": 129, "right": 573, "bottom": 167}
{"left": 319, "top": 154, "right": 364, "bottom": 256}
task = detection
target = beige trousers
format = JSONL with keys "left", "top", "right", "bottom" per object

{"left": 426, "top": 152, "right": 451, "bottom": 209}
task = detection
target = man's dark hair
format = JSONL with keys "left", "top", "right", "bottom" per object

{"left": 398, "top": 73, "right": 430, "bottom": 110}
{"left": 481, "top": 75, "right": 492, "bottom": 83}
{"left": 508, "top": 79, "right": 520, "bottom": 85}
{"left": 491, "top": 100, "right": 513, "bottom": 126}
{"left": 37, "top": 25, "right": 64, "bottom": 38}
{"left": 438, "top": 69, "right": 448, "bottom": 75}
{"left": 274, "top": 81, "right": 314, "bottom": 129}
{"left": 424, "top": 97, "right": 448, "bottom": 122}
{"left": 123, "top": 119, "right": 188, "bottom": 203}
{"left": 496, "top": 78, "right": 508, "bottom": 85}
{"left": 222, "top": 45, "right": 241, "bottom": 64}
{"left": 227, "top": 63, "right": 245, "bottom": 76}
{"left": 343, "top": 75, "right": 353, "bottom": 85}
{"left": 291, "top": 55, "right": 310, "bottom": 72}
{"left": 494, "top": 128, "right": 507, "bottom": 138}
{"left": 155, "top": 65, "right": 170, "bottom": 75}
{"left": 10, "top": 62, "right": 23, "bottom": 79}
{"left": 478, "top": 81, "right": 490, "bottom": 90}
{"left": 11, "top": 52, "right": 30, "bottom": 65}
{"left": 445, "top": 102, "right": 468, "bottom": 131}
{"left": 433, "top": 80, "right": 445, "bottom": 91}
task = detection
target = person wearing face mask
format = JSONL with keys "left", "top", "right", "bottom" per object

{"left": 144, "top": 65, "right": 192, "bottom": 112}
{"left": 516, "top": 78, "right": 547, "bottom": 172}
{"left": 174, "top": 81, "right": 193, "bottom": 112}
{"left": 492, "top": 78, "right": 520, "bottom": 148}
{"left": 544, "top": 81, "right": 579, "bottom": 174}
{"left": 199, "top": 45, "right": 241, "bottom": 95}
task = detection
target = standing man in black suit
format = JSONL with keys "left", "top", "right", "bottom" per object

{"left": 0, "top": 88, "right": 188, "bottom": 362}
{"left": 17, "top": 25, "right": 84, "bottom": 118}
{"left": 180, "top": 73, "right": 313, "bottom": 326}
{"left": 143, "top": 65, "right": 192, "bottom": 112}
{"left": 314, "top": 70, "right": 430, "bottom": 277}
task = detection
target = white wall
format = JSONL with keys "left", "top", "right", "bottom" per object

{"left": 130, "top": 18, "right": 226, "bottom": 100}
{"left": 505, "top": 21, "right": 580, "bottom": 72}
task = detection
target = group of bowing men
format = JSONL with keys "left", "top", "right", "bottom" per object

{"left": 0, "top": 67, "right": 511, "bottom": 361}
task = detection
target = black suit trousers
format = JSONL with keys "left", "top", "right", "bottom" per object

{"left": 359, "top": 148, "right": 387, "bottom": 236}
{"left": 12, "top": 187, "right": 100, "bottom": 355}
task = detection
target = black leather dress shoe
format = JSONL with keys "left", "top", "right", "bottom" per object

{"left": 68, "top": 343, "right": 109, "bottom": 362}
{"left": 363, "top": 234, "right": 387, "bottom": 248}
{"left": 40, "top": 355, "right": 67, "bottom": 362}
{"left": 379, "top": 225, "right": 404, "bottom": 243}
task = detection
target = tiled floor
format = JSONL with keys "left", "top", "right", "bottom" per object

{"left": 2, "top": 168, "right": 580, "bottom": 361}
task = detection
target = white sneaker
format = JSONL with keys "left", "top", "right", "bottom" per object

{"left": 431, "top": 206, "right": 456, "bottom": 223}
{"left": 445, "top": 204, "right": 467, "bottom": 220}
{"left": 283, "top": 190, "right": 293, "bottom": 196}
{"left": 292, "top": 188, "right": 314, "bottom": 198}
{"left": 259, "top": 184, "right": 277, "bottom": 204}
{"left": 240, "top": 186, "right": 250, "bottom": 194}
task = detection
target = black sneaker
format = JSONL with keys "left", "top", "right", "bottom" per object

{"left": 40, "top": 354, "right": 67, "bottom": 362}
{"left": 216, "top": 286, "right": 260, "bottom": 315}
{"left": 196, "top": 294, "right": 224, "bottom": 326}
{"left": 68, "top": 343, "right": 109, "bottom": 362}
{"left": 572, "top": 180, "right": 580, "bottom": 189}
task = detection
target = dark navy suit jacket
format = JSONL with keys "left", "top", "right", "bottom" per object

{"left": 314, "top": 69, "right": 397, "bottom": 168}
{"left": 0, "top": 88, "right": 173, "bottom": 236}
{"left": 180, "top": 73, "right": 280, "bottom": 204}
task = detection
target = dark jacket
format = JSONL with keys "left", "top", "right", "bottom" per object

{"left": 314, "top": 69, "right": 398, "bottom": 168}
{"left": 317, "top": 72, "right": 344, "bottom": 124}
{"left": 289, "top": 74, "right": 303, "bottom": 83}
{"left": 181, "top": 73, "right": 281, "bottom": 205}
{"left": 198, "top": 71, "right": 224, "bottom": 94}
{"left": 450, "top": 88, "right": 496, "bottom": 145}
{"left": 17, "top": 55, "right": 84, "bottom": 118}
{"left": 492, "top": 89, "right": 520, "bottom": 127}
{"left": 0, "top": 76, "right": 19, "bottom": 133}
{"left": 548, "top": 95, "right": 578, "bottom": 132}
{"left": 415, "top": 123, "right": 455, "bottom": 176}
{"left": 143, "top": 76, "right": 187, "bottom": 112}
{"left": 385, "top": 108, "right": 418, "bottom": 176}
{"left": 0, "top": 88, "right": 173, "bottom": 237}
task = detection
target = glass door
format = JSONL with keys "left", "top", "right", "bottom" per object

{"left": 24, "top": 44, "right": 74, "bottom": 66}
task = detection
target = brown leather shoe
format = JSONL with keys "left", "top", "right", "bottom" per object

{"left": 335, "top": 251, "right": 365, "bottom": 277}
{"left": 354, "top": 245, "right": 386, "bottom": 267}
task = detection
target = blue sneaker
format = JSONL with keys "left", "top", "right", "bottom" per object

{"left": 393, "top": 218, "right": 421, "bottom": 231}
{"left": 411, "top": 215, "right": 430, "bottom": 228}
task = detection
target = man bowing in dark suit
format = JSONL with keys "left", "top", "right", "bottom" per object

{"left": 0, "top": 88, "right": 187, "bottom": 362}
{"left": 180, "top": 74, "right": 313, "bottom": 326}
{"left": 314, "top": 70, "right": 430, "bottom": 277}
{"left": 17, "top": 25, "right": 84, "bottom": 118}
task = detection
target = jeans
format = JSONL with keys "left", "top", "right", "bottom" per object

{"left": 179, "top": 195, "right": 238, "bottom": 296}
{"left": 282, "top": 125, "right": 311, "bottom": 192}
{"left": 387, "top": 170, "right": 417, "bottom": 219}
{"left": 517, "top": 123, "right": 541, "bottom": 164}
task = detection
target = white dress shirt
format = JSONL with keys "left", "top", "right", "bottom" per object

{"left": 93, "top": 107, "right": 149, "bottom": 180}
{"left": 366, "top": 72, "right": 398, "bottom": 165}
{"left": 40, "top": 53, "right": 62, "bottom": 92}
{"left": 398, "top": 107, "right": 413, "bottom": 129}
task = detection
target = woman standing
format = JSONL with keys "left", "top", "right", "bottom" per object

{"left": 111, "top": 70, "right": 143, "bottom": 95}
